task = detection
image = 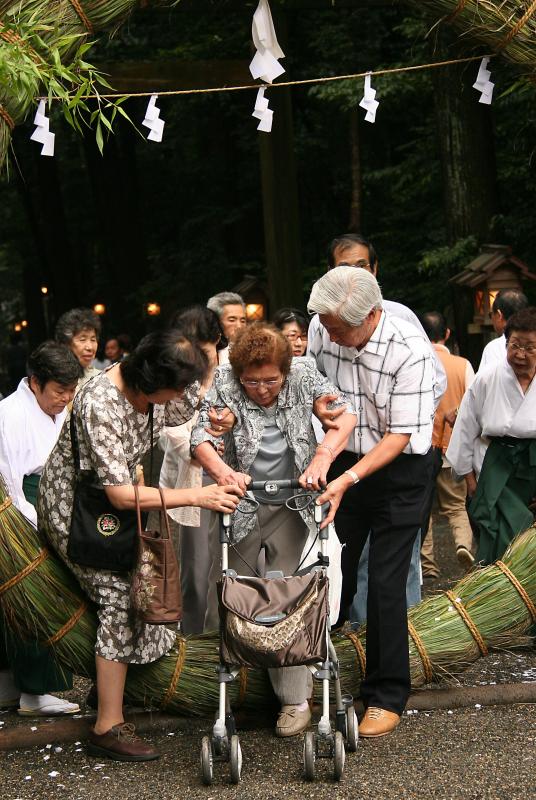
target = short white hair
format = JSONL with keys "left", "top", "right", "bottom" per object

{"left": 207, "top": 292, "right": 245, "bottom": 319}
{"left": 307, "top": 266, "right": 383, "bottom": 326}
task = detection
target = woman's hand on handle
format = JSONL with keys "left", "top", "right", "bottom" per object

{"left": 215, "top": 467, "right": 251, "bottom": 493}
{"left": 316, "top": 474, "right": 354, "bottom": 528}
{"left": 195, "top": 483, "right": 243, "bottom": 513}
{"left": 299, "top": 451, "right": 331, "bottom": 491}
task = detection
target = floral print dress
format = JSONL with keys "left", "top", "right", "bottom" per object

{"left": 37, "top": 371, "right": 197, "bottom": 664}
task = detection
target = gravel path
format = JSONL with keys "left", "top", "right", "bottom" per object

{"left": 1, "top": 515, "right": 535, "bottom": 799}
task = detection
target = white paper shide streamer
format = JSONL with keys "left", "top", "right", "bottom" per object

{"left": 252, "top": 87, "right": 273, "bottom": 133}
{"left": 249, "top": 0, "right": 285, "bottom": 84}
{"left": 359, "top": 73, "right": 379, "bottom": 123}
{"left": 142, "top": 95, "right": 165, "bottom": 142}
{"left": 473, "top": 58, "right": 494, "bottom": 105}
{"left": 30, "top": 100, "right": 55, "bottom": 157}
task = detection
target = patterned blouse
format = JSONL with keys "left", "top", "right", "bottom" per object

{"left": 190, "top": 357, "right": 354, "bottom": 542}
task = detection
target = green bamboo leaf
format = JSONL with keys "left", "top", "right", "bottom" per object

{"left": 95, "top": 120, "right": 104, "bottom": 154}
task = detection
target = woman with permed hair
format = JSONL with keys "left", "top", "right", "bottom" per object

{"left": 191, "top": 323, "right": 357, "bottom": 739}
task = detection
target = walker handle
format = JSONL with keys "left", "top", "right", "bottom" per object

{"left": 248, "top": 479, "right": 301, "bottom": 492}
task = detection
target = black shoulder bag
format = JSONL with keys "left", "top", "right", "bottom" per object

{"left": 67, "top": 406, "right": 153, "bottom": 572}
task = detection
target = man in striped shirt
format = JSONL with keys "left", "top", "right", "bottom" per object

{"left": 308, "top": 267, "right": 435, "bottom": 738}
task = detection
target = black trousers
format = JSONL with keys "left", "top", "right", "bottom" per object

{"left": 328, "top": 448, "right": 434, "bottom": 714}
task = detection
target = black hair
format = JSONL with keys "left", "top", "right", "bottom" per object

{"left": 27, "top": 341, "right": 83, "bottom": 388}
{"left": 327, "top": 233, "right": 379, "bottom": 270}
{"left": 421, "top": 311, "right": 448, "bottom": 343}
{"left": 272, "top": 307, "right": 309, "bottom": 333}
{"left": 119, "top": 330, "right": 208, "bottom": 395}
{"left": 169, "top": 305, "right": 224, "bottom": 349}
{"left": 492, "top": 289, "right": 529, "bottom": 321}
{"left": 505, "top": 307, "right": 536, "bottom": 339}
{"left": 55, "top": 307, "right": 101, "bottom": 344}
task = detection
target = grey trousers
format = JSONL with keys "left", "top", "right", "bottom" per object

{"left": 205, "top": 503, "right": 312, "bottom": 706}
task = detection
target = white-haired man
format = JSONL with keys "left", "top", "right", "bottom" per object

{"left": 308, "top": 267, "right": 435, "bottom": 738}
{"left": 206, "top": 291, "right": 246, "bottom": 346}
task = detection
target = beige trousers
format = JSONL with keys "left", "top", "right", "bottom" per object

{"left": 205, "top": 503, "right": 312, "bottom": 706}
{"left": 421, "top": 468, "right": 474, "bottom": 575}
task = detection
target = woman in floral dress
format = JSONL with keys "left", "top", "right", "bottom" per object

{"left": 38, "top": 330, "right": 242, "bottom": 763}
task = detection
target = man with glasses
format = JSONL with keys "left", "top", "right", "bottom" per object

{"left": 477, "top": 289, "right": 528, "bottom": 372}
{"left": 447, "top": 307, "right": 536, "bottom": 564}
{"left": 308, "top": 233, "right": 446, "bottom": 626}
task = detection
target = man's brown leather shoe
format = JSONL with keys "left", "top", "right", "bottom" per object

{"left": 87, "top": 723, "right": 159, "bottom": 762}
{"left": 358, "top": 707, "right": 401, "bottom": 738}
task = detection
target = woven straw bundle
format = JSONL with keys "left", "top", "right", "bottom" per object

{"left": 0, "top": 477, "right": 535, "bottom": 716}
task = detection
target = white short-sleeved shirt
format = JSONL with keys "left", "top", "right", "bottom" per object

{"left": 308, "top": 311, "right": 435, "bottom": 456}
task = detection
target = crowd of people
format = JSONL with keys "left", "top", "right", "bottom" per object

{"left": 0, "top": 233, "right": 535, "bottom": 762}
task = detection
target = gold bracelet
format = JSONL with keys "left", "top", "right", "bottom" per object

{"left": 344, "top": 469, "right": 360, "bottom": 485}
{"left": 316, "top": 443, "right": 335, "bottom": 460}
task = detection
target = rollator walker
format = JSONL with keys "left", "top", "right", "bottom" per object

{"left": 199, "top": 478, "right": 358, "bottom": 785}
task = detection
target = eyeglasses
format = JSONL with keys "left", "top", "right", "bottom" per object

{"left": 337, "top": 259, "right": 370, "bottom": 270}
{"left": 284, "top": 332, "right": 305, "bottom": 342}
{"left": 507, "top": 340, "right": 536, "bottom": 355}
{"left": 240, "top": 377, "right": 283, "bottom": 389}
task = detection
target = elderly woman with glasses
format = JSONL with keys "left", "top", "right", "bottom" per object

{"left": 191, "top": 322, "right": 356, "bottom": 739}
{"left": 446, "top": 307, "right": 536, "bottom": 564}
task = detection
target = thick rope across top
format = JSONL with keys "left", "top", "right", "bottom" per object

{"left": 498, "top": 1, "right": 536, "bottom": 49}
{"left": 68, "top": 0, "right": 94, "bottom": 34}
{"left": 444, "top": 0, "right": 468, "bottom": 24}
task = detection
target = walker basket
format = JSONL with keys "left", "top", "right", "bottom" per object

{"left": 218, "top": 571, "right": 329, "bottom": 669}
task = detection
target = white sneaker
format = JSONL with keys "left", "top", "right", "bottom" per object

{"left": 456, "top": 546, "right": 475, "bottom": 572}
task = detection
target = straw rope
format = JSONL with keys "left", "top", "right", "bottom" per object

{"left": 444, "top": 0, "right": 468, "bottom": 24}
{"left": 45, "top": 601, "right": 89, "bottom": 645}
{"left": 445, "top": 590, "right": 488, "bottom": 656}
{"left": 408, "top": 620, "right": 433, "bottom": 683}
{"left": 345, "top": 629, "right": 366, "bottom": 677}
{"left": 68, "top": 0, "right": 94, "bottom": 34}
{"left": 0, "top": 497, "right": 13, "bottom": 513}
{"left": 37, "top": 53, "right": 490, "bottom": 103}
{"left": 496, "top": 559, "right": 536, "bottom": 623}
{"left": 237, "top": 666, "right": 248, "bottom": 708}
{"left": 0, "top": 548, "right": 49, "bottom": 596}
{"left": 0, "top": 105, "right": 14, "bottom": 131}
{"left": 497, "top": 1, "right": 536, "bottom": 49}
{"left": 160, "top": 637, "right": 186, "bottom": 709}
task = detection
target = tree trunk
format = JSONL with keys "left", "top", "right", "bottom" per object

{"left": 348, "top": 107, "right": 362, "bottom": 231}
{"left": 432, "top": 47, "right": 499, "bottom": 243}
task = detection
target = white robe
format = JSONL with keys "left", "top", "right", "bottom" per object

{"left": 477, "top": 334, "right": 506, "bottom": 372}
{"left": 446, "top": 362, "right": 536, "bottom": 479}
{"left": 0, "top": 379, "right": 67, "bottom": 525}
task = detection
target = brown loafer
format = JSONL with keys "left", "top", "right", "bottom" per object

{"left": 275, "top": 705, "right": 311, "bottom": 738}
{"left": 358, "top": 707, "right": 400, "bottom": 738}
{"left": 87, "top": 723, "right": 159, "bottom": 762}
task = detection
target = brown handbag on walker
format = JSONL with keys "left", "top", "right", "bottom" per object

{"left": 130, "top": 485, "right": 182, "bottom": 624}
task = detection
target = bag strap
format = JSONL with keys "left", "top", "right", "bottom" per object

{"left": 146, "top": 404, "right": 154, "bottom": 488}
{"left": 133, "top": 483, "right": 144, "bottom": 535}
{"left": 158, "top": 487, "right": 172, "bottom": 540}
{"left": 69, "top": 412, "right": 82, "bottom": 477}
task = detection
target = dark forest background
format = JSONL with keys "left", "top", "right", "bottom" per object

{"left": 1, "top": 0, "right": 535, "bottom": 362}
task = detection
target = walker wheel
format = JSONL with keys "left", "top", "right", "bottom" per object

{"left": 200, "top": 736, "right": 214, "bottom": 785}
{"left": 303, "top": 731, "right": 316, "bottom": 781}
{"left": 333, "top": 731, "right": 345, "bottom": 781}
{"left": 229, "top": 734, "right": 242, "bottom": 784}
{"left": 346, "top": 706, "right": 359, "bottom": 752}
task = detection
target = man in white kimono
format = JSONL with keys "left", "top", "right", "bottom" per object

{"left": 477, "top": 289, "right": 527, "bottom": 372}
{"left": 0, "top": 341, "right": 82, "bottom": 716}
{"left": 447, "top": 308, "right": 536, "bottom": 563}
